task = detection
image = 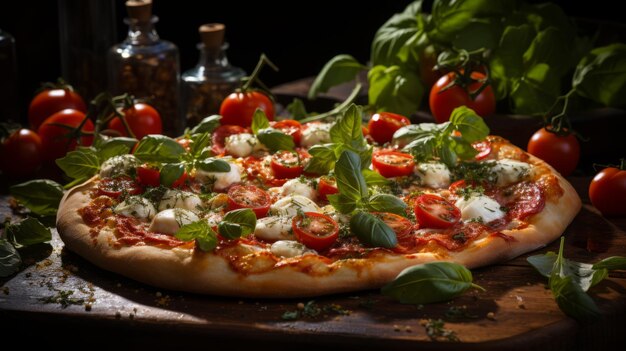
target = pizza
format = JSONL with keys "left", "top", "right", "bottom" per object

{"left": 56, "top": 109, "right": 581, "bottom": 297}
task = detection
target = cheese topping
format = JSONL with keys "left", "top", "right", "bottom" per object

{"left": 455, "top": 194, "right": 505, "bottom": 223}
{"left": 270, "top": 195, "right": 321, "bottom": 217}
{"left": 158, "top": 189, "right": 203, "bottom": 212}
{"left": 415, "top": 162, "right": 451, "bottom": 188}
{"left": 280, "top": 178, "right": 317, "bottom": 200}
{"left": 300, "top": 122, "right": 332, "bottom": 148}
{"left": 225, "top": 133, "right": 264, "bottom": 158}
{"left": 254, "top": 216, "right": 294, "bottom": 242}
{"left": 491, "top": 159, "right": 532, "bottom": 187}
{"left": 114, "top": 196, "right": 156, "bottom": 221}
{"left": 196, "top": 161, "right": 242, "bottom": 191}
{"left": 99, "top": 155, "right": 140, "bottom": 178}
{"left": 149, "top": 208, "right": 199, "bottom": 235}
{"left": 270, "top": 240, "right": 314, "bottom": 258}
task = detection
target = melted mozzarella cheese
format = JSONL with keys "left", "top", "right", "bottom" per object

{"left": 300, "top": 123, "right": 332, "bottom": 148}
{"left": 492, "top": 159, "right": 532, "bottom": 186}
{"left": 114, "top": 196, "right": 156, "bottom": 221}
{"left": 270, "top": 240, "right": 314, "bottom": 258}
{"left": 455, "top": 195, "right": 505, "bottom": 223}
{"left": 254, "top": 216, "right": 293, "bottom": 242}
{"left": 270, "top": 195, "right": 321, "bottom": 217}
{"left": 158, "top": 189, "right": 203, "bottom": 212}
{"left": 196, "top": 161, "right": 242, "bottom": 191}
{"left": 99, "top": 154, "right": 140, "bottom": 178}
{"left": 415, "top": 162, "right": 451, "bottom": 188}
{"left": 225, "top": 133, "right": 260, "bottom": 158}
{"left": 280, "top": 178, "right": 317, "bottom": 200}
{"left": 148, "top": 208, "right": 199, "bottom": 235}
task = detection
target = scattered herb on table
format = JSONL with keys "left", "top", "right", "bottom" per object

{"left": 421, "top": 318, "right": 459, "bottom": 342}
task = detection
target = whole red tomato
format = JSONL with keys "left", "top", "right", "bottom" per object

{"left": 38, "top": 109, "right": 94, "bottom": 162}
{"left": 107, "top": 103, "right": 162, "bottom": 140}
{"left": 367, "top": 112, "right": 411, "bottom": 144}
{"left": 589, "top": 166, "right": 626, "bottom": 217}
{"left": 429, "top": 71, "right": 495, "bottom": 123}
{"left": 28, "top": 88, "right": 86, "bottom": 131}
{"left": 0, "top": 128, "right": 43, "bottom": 178}
{"left": 527, "top": 128, "right": 579, "bottom": 176}
{"left": 219, "top": 91, "right": 274, "bottom": 127}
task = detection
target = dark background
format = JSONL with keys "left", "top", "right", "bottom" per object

{"left": 0, "top": 0, "right": 624, "bottom": 122}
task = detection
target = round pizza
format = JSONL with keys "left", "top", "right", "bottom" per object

{"left": 56, "top": 107, "right": 581, "bottom": 297}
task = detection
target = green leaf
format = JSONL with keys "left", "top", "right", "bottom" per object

{"left": 382, "top": 262, "right": 483, "bottom": 304}
{"left": 197, "top": 158, "right": 231, "bottom": 172}
{"left": 334, "top": 150, "right": 368, "bottom": 201}
{"left": 365, "top": 194, "right": 407, "bottom": 216}
{"left": 308, "top": 55, "right": 366, "bottom": 99}
{"left": 0, "top": 238, "right": 21, "bottom": 277}
{"left": 593, "top": 256, "right": 626, "bottom": 271}
{"left": 286, "top": 98, "right": 308, "bottom": 120}
{"left": 350, "top": 211, "right": 397, "bottom": 248}
{"left": 303, "top": 144, "right": 337, "bottom": 175}
{"left": 133, "top": 135, "right": 186, "bottom": 163}
{"left": 362, "top": 169, "right": 389, "bottom": 187}
{"left": 6, "top": 217, "right": 52, "bottom": 247}
{"left": 329, "top": 104, "right": 366, "bottom": 150}
{"left": 159, "top": 163, "right": 185, "bottom": 187}
{"left": 448, "top": 106, "right": 489, "bottom": 140}
{"left": 190, "top": 115, "right": 221, "bottom": 134}
{"left": 489, "top": 24, "right": 534, "bottom": 99}
{"left": 523, "top": 27, "right": 571, "bottom": 77}
{"left": 327, "top": 193, "right": 358, "bottom": 215}
{"left": 371, "top": 12, "right": 422, "bottom": 67}
{"left": 367, "top": 65, "right": 424, "bottom": 117}
{"left": 174, "top": 220, "right": 218, "bottom": 252}
{"left": 509, "top": 64, "right": 561, "bottom": 115}
{"left": 56, "top": 147, "right": 101, "bottom": 181}
{"left": 550, "top": 274, "right": 601, "bottom": 320}
{"left": 188, "top": 132, "right": 212, "bottom": 159}
{"left": 452, "top": 19, "right": 501, "bottom": 52}
{"left": 251, "top": 109, "right": 271, "bottom": 134}
{"left": 96, "top": 137, "right": 137, "bottom": 161}
{"left": 573, "top": 43, "right": 626, "bottom": 107}
{"left": 527, "top": 252, "right": 607, "bottom": 292}
{"left": 256, "top": 128, "right": 295, "bottom": 152}
{"left": 9, "top": 179, "right": 64, "bottom": 216}
{"left": 218, "top": 208, "right": 257, "bottom": 239}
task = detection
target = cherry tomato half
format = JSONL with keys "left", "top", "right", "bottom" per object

{"left": 28, "top": 88, "right": 86, "bottom": 131}
{"left": 292, "top": 212, "right": 339, "bottom": 251}
{"left": 211, "top": 125, "right": 246, "bottom": 154}
{"left": 227, "top": 185, "right": 271, "bottom": 218}
{"left": 372, "top": 151, "right": 415, "bottom": 178}
{"left": 472, "top": 140, "right": 492, "bottom": 160}
{"left": 271, "top": 119, "right": 302, "bottom": 146}
{"left": 108, "top": 103, "right": 162, "bottom": 140}
{"left": 0, "top": 128, "right": 43, "bottom": 178}
{"left": 136, "top": 164, "right": 160, "bottom": 187}
{"left": 373, "top": 212, "right": 413, "bottom": 239}
{"left": 38, "top": 109, "right": 94, "bottom": 162}
{"left": 589, "top": 167, "right": 626, "bottom": 217}
{"left": 527, "top": 128, "right": 579, "bottom": 176}
{"left": 219, "top": 91, "right": 275, "bottom": 127}
{"left": 367, "top": 112, "right": 411, "bottom": 145}
{"left": 97, "top": 176, "right": 142, "bottom": 198}
{"left": 429, "top": 71, "right": 495, "bottom": 123}
{"left": 317, "top": 175, "right": 339, "bottom": 201}
{"left": 270, "top": 150, "right": 304, "bottom": 179}
{"left": 414, "top": 194, "right": 461, "bottom": 229}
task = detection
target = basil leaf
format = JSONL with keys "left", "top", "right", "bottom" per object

{"left": 308, "top": 54, "right": 366, "bottom": 99}
{"left": 362, "top": 169, "right": 389, "bottom": 187}
{"left": 382, "top": 262, "right": 483, "bottom": 304}
{"left": 256, "top": 128, "right": 295, "bottom": 152}
{"left": 509, "top": 64, "right": 561, "bottom": 115}
{"left": 188, "top": 132, "right": 212, "bottom": 159}
{"left": 371, "top": 11, "right": 423, "bottom": 67}
{"left": 197, "top": 158, "right": 231, "bottom": 172}
{"left": 448, "top": 106, "right": 489, "bottom": 142}
{"left": 350, "top": 211, "right": 397, "bottom": 248}
{"left": 175, "top": 220, "right": 218, "bottom": 252}
{"left": 134, "top": 135, "right": 186, "bottom": 163}
{"left": 303, "top": 144, "right": 337, "bottom": 175}
{"left": 0, "top": 238, "right": 21, "bottom": 277}
{"left": 9, "top": 179, "right": 64, "bottom": 216}
{"left": 527, "top": 252, "right": 558, "bottom": 278}
{"left": 6, "top": 217, "right": 52, "bottom": 247}
{"left": 329, "top": 104, "right": 366, "bottom": 150}
{"left": 286, "top": 98, "right": 308, "bottom": 120}
{"left": 593, "top": 256, "right": 626, "bottom": 271}
{"left": 365, "top": 194, "right": 407, "bottom": 216}
{"left": 251, "top": 109, "right": 271, "bottom": 134}
{"left": 159, "top": 163, "right": 185, "bottom": 187}
{"left": 550, "top": 274, "right": 601, "bottom": 320}
{"left": 367, "top": 64, "right": 423, "bottom": 117}
{"left": 218, "top": 208, "right": 257, "bottom": 239}
{"left": 56, "top": 147, "right": 100, "bottom": 181}
{"left": 190, "top": 115, "right": 221, "bottom": 134}
{"left": 327, "top": 193, "right": 358, "bottom": 215}
{"left": 528, "top": 251, "right": 607, "bottom": 292}
{"left": 573, "top": 43, "right": 626, "bottom": 107}
{"left": 97, "top": 137, "right": 137, "bottom": 161}
{"left": 334, "top": 150, "right": 368, "bottom": 201}
{"left": 490, "top": 24, "right": 534, "bottom": 99}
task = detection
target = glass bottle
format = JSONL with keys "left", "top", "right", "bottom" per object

{"left": 107, "top": 0, "right": 182, "bottom": 136}
{"left": 182, "top": 23, "right": 245, "bottom": 127}
{"left": 0, "top": 28, "right": 18, "bottom": 122}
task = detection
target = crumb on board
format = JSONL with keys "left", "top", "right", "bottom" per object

{"left": 1, "top": 287, "right": 8, "bottom": 295}
{"left": 487, "top": 312, "right": 496, "bottom": 320}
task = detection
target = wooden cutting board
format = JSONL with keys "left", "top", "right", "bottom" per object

{"left": 1, "top": 177, "right": 625, "bottom": 350}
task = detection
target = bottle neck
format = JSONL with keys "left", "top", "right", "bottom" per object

{"left": 196, "top": 43, "right": 231, "bottom": 69}
{"left": 124, "top": 16, "right": 160, "bottom": 45}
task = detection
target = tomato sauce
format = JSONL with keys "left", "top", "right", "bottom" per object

{"left": 115, "top": 216, "right": 184, "bottom": 247}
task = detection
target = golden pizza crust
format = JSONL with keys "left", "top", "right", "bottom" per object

{"left": 56, "top": 140, "right": 581, "bottom": 297}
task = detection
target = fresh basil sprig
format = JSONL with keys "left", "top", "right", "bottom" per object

{"left": 350, "top": 212, "right": 397, "bottom": 248}
{"left": 0, "top": 239, "right": 21, "bottom": 277}
{"left": 5, "top": 217, "right": 52, "bottom": 248}
{"left": 175, "top": 220, "right": 217, "bottom": 251}
{"left": 250, "top": 109, "right": 294, "bottom": 152}
{"left": 189, "top": 115, "right": 221, "bottom": 134}
{"left": 134, "top": 135, "right": 186, "bottom": 163}
{"left": 9, "top": 179, "right": 64, "bottom": 216}
{"left": 175, "top": 208, "right": 257, "bottom": 251}
{"left": 393, "top": 106, "right": 489, "bottom": 167}
{"left": 308, "top": 55, "right": 367, "bottom": 99}
{"left": 382, "top": 262, "right": 485, "bottom": 304}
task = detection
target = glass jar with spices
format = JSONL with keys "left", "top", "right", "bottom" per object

{"left": 107, "top": 0, "right": 182, "bottom": 136}
{"left": 182, "top": 23, "right": 245, "bottom": 127}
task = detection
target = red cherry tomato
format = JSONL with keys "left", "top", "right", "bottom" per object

{"left": 97, "top": 176, "right": 142, "bottom": 198}
{"left": 372, "top": 151, "right": 415, "bottom": 178}
{"left": 414, "top": 194, "right": 461, "bottom": 229}
{"left": 211, "top": 125, "right": 246, "bottom": 154}
{"left": 171, "top": 171, "right": 189, "bottom": 188}
{"left": 292, "top": 212, "right": 339, "bottom": 251}
{"left": 227, "top": 185, "right": 271, "bottom": 218}
{"left": 219, "top": 91, "right": 275, "bottom": 127}
{"left": 373, "top": 212, "right": 413, "bottom": 238}
{"left": 270, "top": 150, "right": 305, "bottom": 179}
{"left": 527, "top": 128, "right": 580, "bottom": 176}
{"left": 136, "top": 164, "right": 160, "bottom": 187}
{"left": 0, "top": 129, "right": 43, "bottom": 178}
{"left": 317, "top": 175, "right": 339, "bottom": 201}
{"left": 28, "top": 88, "right": 86, "bottom": 130}
{"left": 271, "top": 119, "right": 302, "bottom": 145}
{"left": 367, "top": 112, "right": 411, "bottom": 145}
{"left": 429, "top": 71, "right": 495, "bottom": 123}
{"left": 472, "top": 140, "right": 492, "bottom": 160}
{"left": 107, "top": 103, "right": 162, "bottom": 140}
{"left": 37, "top": 109, "right": 94, "bottom": 162}
{"left": 589, "top": 167, "right": 626, "bottom": 217}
